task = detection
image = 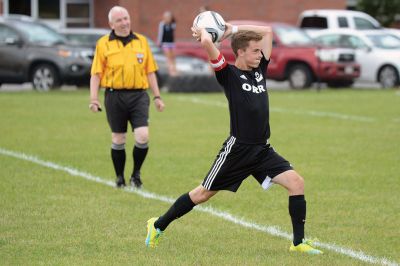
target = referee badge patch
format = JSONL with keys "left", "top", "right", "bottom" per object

{"left": 136, "top": 53, "right": 144, "bottom": 64}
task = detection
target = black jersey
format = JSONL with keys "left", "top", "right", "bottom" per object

{"left": 158, "top": 22, "right": 175, "bottom": 43}
{"left": 212, "top": 54, "right": 270, "bottom": 144}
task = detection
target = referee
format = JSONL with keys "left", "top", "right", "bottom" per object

{"left": 89, "top": 6, "right": 165, "bottom": 188}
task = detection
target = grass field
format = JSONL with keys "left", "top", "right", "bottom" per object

{"left": 0, "top": 88, "right": 399, "bottom": 265}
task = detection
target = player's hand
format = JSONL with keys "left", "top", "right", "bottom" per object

{"left": 191, "top": 26, "right": 202, "bottom": 41}
{"left": 89, "top": 99, "right": 102, "bottom": 112}
{"left": 191, "top": 26, "right": 212, "bottom": 43}
{"left": 154, "top": 98, "right": 165, "bottom": 112}
{"left": 221, "top": 23, "right": 233, "bottom": 41}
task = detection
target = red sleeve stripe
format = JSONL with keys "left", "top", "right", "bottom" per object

{"left": 210, "top": 53, "right": 227, "bottom": 71}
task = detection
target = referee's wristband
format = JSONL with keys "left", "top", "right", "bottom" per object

{"left": 153, "top": 96, "right": 162, "bottom": 101}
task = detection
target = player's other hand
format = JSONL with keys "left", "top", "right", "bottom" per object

{"left": 221, "top": 23, "right": 233, "bottom": 41}
{"left": 89, "top": 99, "right": 102, "bottom": 112}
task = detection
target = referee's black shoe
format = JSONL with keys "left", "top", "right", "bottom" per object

{"left": 116, "top": 175, "right": 126, "bottom": 188}
{"left": 130, "top": 171, "right": 142, "bottom": 189}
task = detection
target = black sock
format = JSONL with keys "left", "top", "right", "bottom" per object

{"left": 154, "top": 193, "right": 196, "bottom": 231}
{"left": 133, "top": 144, "right": 148, "bottom": 174}
{"left": 289, "top": 195, "right": 306, "bottom": 246}
{"left": 111, "top": 148, "right": 126, "bottom": 177}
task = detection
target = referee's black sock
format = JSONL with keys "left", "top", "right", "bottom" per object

{"left": 155, "top": 193, "right": 196, "bottom": 231}
{"left": 132, "top": 143, "right": 148, "bottom": 174}
{"left": 289, "top": 195, "right": 306, "bottom": 246}
{"left": 111, "top": 147, "right": 126, "bottom": 177}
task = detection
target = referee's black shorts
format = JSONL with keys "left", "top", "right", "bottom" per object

{"left": 104, "top": 88, "right": 150, "bottom": 133}
{"left": 202, "top": 136, "right": 293, "bottom": 192}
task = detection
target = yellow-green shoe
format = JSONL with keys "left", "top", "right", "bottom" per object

{"left": 289, "top": 239, "right": 323, "bottom": 254}
{"left": 145, "top": 217, "right": 163, "bottom": 248}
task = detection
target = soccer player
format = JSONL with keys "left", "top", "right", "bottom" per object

{"left": 145, "top": 22, "right": 323, "bottom": 254}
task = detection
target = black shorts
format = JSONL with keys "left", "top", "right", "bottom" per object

{"left": 104, "top": 89, "right": 150, "bottom": 133}
{"left": 202, "top": 136, "right": 293, "bottom": 192}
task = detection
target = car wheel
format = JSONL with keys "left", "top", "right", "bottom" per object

{"left": 31, "top": 64, "right": 60, "bottom": 91}
{"left": 378, "top": 65, "right": 399, "bottom": 88}
{"left": 288, "top": 64, "right": 312, "bottom": 89}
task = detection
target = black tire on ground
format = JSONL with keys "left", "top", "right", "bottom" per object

{"left": 287, "top": 64, "right": 313, "bottom": 89}
{"left": 378, "top": 65, "right": 399, "bottom": 88}
{"left": 327, "top": 80, "right": 354, "bottom": 88}
{"left": 31, "top": 63, "right": 60, "bottom": 91}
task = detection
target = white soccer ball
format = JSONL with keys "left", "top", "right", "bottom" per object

{"left": 193, "top": 11, "right": 226, "bottom": 43}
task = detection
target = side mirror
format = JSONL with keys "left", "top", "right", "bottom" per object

{"left": 5, "top": 37, "right": 23, "bottom": 46}
{"left": 363, "top": 46, "right": 372, "bottom": 53}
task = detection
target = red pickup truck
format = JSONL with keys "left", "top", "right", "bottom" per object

{"left": 175, "top": 21, "right": 360, "bottom": 88}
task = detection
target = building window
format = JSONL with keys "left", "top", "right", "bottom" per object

{"left": 39, "top": 0, "right": 60, "bottom": 19}
{"left": 66, "top": 2, "right": 90, "bottom": 27}
{"left": 9, "top": 0, "right": 31, "bottom": 15}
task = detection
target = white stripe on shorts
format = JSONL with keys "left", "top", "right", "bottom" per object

{"left": 203, "top": 136, "right": 236, "bottom": 190}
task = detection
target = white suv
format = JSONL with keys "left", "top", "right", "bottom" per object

{"left": 298, "top": 9, "right": 400, "bottom": 38}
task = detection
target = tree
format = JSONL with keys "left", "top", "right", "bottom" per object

{"left": 356, "top": 0, "right": 400, "bottom": 27}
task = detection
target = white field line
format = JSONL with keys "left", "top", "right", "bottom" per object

{"left": 0, "top": 147, "right": 398, "bottom": 266}
{"left": 176, "top": 96, "right": 375, "bottom": 122}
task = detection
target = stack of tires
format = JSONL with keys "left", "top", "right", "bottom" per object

{"left": 163, "top": 76, "right": 223, "bottom": 92}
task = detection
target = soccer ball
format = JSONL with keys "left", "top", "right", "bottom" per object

{"left": 193, "top": 11, "right": 226, "bottom": 43}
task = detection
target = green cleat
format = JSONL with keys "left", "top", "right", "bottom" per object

{"left": 289, "top": 239, "right": 323, "bottom": 254}
{"left": 145, "top": 217, "right": 163, "bottom": 248}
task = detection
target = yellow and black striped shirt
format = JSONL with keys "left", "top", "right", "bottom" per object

{"left": 91, "top": 31, "right": 158, "bottom": 90}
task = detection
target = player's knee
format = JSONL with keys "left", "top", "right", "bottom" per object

{"left": 190, "top": 189, "right": 213, "bottom": 204}
{"left": 290, "top": 175, "right": 304, "bottom": 194}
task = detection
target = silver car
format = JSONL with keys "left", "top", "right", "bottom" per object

{"left": 0, "top": 16, "right": 93, "bottom": 91}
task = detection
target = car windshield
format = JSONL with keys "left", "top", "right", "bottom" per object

{"left": 274, "top": 26, "right": 313, "bottom": 46}
{"left": 366, "top": 33, "right": 400, "bottom": 49}
{"left": 65, "top": 33, "right": 102, "bottom": 47}
{"left": 13, "top": 20, "right": 66, "bottom": 45}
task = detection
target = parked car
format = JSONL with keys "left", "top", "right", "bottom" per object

{"left": 0, "top": 15, "right": 93, "bottom": 91}
{"left": 298, "top": 9, "right": 400, "bottom": 39}
{"left": 176, "top": 21, "right": 360, "bottom": 89}
{"left": 312, "top": 29, "right": 400, "bottom": 88}
{"left": 59, "top": 27, "right": 212, "bottom": 88}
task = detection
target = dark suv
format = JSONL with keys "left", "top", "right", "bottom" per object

{"left": 0, "top": 16, "right": 93, "bottom": 91}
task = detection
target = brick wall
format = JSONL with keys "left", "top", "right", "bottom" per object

{"left": 94, "top": 0, "right": 347, "bottom": 41}
{"left": 0, "top": 0, "right": 3, "bottom": 14}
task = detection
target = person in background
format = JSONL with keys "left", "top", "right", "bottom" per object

{"left": 157, "top": 11, "right": 178, "bottom": 76}
{"left": 89, "top": 6, "right": 165, "bottom": 188}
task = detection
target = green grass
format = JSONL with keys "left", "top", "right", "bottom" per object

{"left": 0, "top": 88, "right": 399, "bottom": 265}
